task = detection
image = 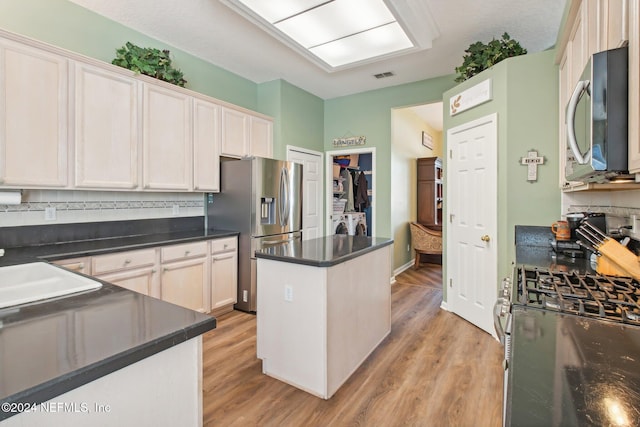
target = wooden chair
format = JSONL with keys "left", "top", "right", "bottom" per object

{"left": 409, "top": 222, "right": 442, "bottom": 269}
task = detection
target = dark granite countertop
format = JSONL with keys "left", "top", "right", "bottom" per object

{"left": 0, "top": 276, "right": 216, "bottom": 420}
{"left": 0, "top": 228, "right": 239, "bottom": 266}
{"left": 514, "top": 225, "right": 595, "bottom": 274}
{"left": 255, "top": 235, "right": 393, "bottom": 267}
{"left": 0, "top": 220, "right": 237, "bottom": 420}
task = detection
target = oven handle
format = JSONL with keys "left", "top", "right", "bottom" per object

{"left": 493, "top": 297, "right": 506, "bottom": 345}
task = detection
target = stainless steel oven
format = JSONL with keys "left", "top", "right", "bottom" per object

{"left": 495, "top": 266, "right": 640, "bottom": 426}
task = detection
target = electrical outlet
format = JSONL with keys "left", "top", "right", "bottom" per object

{"left": 284, "top": 285, "right": 293, "bottom": 302}
{"left": 44, "top": 207, "right": 56, "bottom": 221}
{"left": 172, "top": 204, "right": 180, "bottom": 216}
{"left": 242, "top": 290, "right": 248, "bottom": 302}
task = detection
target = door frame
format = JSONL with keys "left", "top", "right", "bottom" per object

{"left": 325, "top": 147, "right": 376, "bottom": 237}
{"left": 286, "top": 145, "right": 324, "bottom": 238}
{"left": 445, "top": 113, "right": 498, "bottom": 335}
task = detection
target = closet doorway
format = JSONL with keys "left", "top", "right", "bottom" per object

{"left": 325, "top": 147, "right": 376, "bottom": 237}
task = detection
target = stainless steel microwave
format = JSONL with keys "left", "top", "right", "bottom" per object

{"left": 565, "top": 46, "right": 629, "bottom": 183}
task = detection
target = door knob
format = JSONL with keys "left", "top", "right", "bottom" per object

{"left": 481, "top": 235, "right": 491, "bottom": 242}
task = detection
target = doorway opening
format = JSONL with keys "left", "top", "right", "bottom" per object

{"left": 326, "top": 147, "right": 376, "bottom": 237}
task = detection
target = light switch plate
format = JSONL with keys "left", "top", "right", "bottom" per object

{"left": 284, "top": 285, "right": 293, "bottom": 302}
{"left": 44, "top": 207, "right": 56, "bottom": 221}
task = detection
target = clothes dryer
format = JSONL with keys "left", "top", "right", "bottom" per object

{"left": 344, "top": 213, "right": 367, "bottom": 236}
{"left": 332, "top": 214, "right": 348, "bottom": 235}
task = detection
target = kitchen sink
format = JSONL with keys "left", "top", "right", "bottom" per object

{"left": 0, "top": 262, "right": 102, "bottom": 309}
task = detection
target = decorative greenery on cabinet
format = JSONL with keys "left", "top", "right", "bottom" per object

{"left": 112, "top": 42, "right": 187, "bottom": 87}
{"left": 454, "top": 33, "right": 527, "bottom": 83}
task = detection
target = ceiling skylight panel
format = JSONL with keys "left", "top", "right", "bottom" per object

{"left": 234, "top": 0, "right": 327, "bottom": 23}
{"left": 309, "top": 22, "right": 413, "bottom": 67}
{"left": 274, "top": 0, "right": 396, "bottom": 48}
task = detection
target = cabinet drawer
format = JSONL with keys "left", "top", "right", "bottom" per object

{"left": 92, "top": 249, "right": 156, "bottom": 275}
{"left": 161, "top": 241, "right": 207, "bottom": 262}
{"left": 210, "top": 237, "right": 237, "bottom": 254}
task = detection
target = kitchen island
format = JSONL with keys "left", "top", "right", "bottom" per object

{"left": 255, "top": 235, "right": 393, "bottom": 399}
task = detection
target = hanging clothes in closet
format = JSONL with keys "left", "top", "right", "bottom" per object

{"left": 340, "top": 168, "right": 355, "bottom": 212}
{"left": 354, "top": 171, "right": 369, "bottom": 212}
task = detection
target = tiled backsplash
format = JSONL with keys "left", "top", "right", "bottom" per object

{"left": 0, "top": 190, "right": 204, "bottom": 227}
{"left": 563, "top": 188, "right": 640, "bottom": 219}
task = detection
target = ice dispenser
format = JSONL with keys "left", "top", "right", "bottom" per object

{"left": 260, "top": 197, "right": 276, "bottom": 224}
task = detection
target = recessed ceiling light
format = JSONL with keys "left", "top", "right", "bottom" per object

{"left": 221, "top": 0, "right": 439, "bottom": 71}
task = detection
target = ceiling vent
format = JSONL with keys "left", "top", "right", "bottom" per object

{"left": 374, "top": 71, "right": 395, "bottom": 79}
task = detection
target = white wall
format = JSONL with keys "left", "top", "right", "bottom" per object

{"left": 0, "top": 190, "right": 204, "bottom": 227}
{"left": 390, "top": 105, "right": 442, "bottom": 270}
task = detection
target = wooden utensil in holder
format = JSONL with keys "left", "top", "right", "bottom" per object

{"left": 577, "top": 222, "right": 640, "bottom": 280}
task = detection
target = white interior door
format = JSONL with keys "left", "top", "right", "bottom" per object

{"left": 287, "top": 147, "right": 323, "bottom": 240}
{"left": 446, "top": 113, "right": 498, "bottom": 336}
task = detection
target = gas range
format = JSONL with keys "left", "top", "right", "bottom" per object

{"left": 514, "top": 266, "right": 640, "bottom": 326}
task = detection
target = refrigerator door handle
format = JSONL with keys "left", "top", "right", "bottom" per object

{"left": 279, "top": 168, "right": 285, "bottom": 226}
{"left": 283, "top": 167, "right": 290, "bottom": 226}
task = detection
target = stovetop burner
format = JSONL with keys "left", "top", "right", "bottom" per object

{"left": 516, "top": 266, "right": 640, "bottom": 326}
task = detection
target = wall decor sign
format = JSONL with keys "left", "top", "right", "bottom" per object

{"left": 449, "top": 78, "right": 492, "bottom": 116}
{"left": 422, "top": 131, "right": 433, "bottom": 149}
{"left": 520, "top": 149, "right": 545, "bottom": 182}
{"left": 332, "top": 136, "right": 366, "bottom": 146}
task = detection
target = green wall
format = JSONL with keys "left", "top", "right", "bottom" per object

{"left": 325, "top": 76, "right": 457, "bottom": 240}
{"left": 0, "top": 0, "right": 258, "bottom": 110}
{"left": 442, "top": 50, "right": 560, "bottom": 300}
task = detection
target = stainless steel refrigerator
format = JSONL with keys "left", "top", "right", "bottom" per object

{"left": 207, "top": 157, "right": 302, "bottom": 312}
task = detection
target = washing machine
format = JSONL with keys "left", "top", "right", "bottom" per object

{"left": 344, "top": 213, "right": 367, "bottom": 236}
{"left": 332, "top": 214, "right": 349, "bottom": 235}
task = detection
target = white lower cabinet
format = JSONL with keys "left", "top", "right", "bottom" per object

{"left": 210, "top": 237, "right": 238, "bottom": 314}
{"left": 158, "top": 241, "right": 211, "bottom": 313}
{"left": 160, "top": 255, "right": 208, "bottom": 313}
{"left": 53, "top": 237, "right": 237, "bottom": 314}
{"left": 91, "top": 248, "right": 158, "bottom": 297}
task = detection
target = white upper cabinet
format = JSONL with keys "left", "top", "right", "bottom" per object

{"left": 221, "top": 107, "right": 248, "bottom": 158}
{"left": 193, "top": 98, "right": 221, "bottom": 192}
{"left": 0, "top": 38, "right": 68, "bottom": 188}
{"left": 599, "top": 0, "right": 629, "bottom": 50}
{"left": 249, "top": 115, "right": 273, "bottom": 159}
{"left": 143, "top": 82, "right": 192, "bottom": 190}
{"left": 0, "top": 29, "right": 272, "bottom": 192}
{"left": 73, "top": 62, "right": 139, "bottom": 189}
{"left": 221, "top": 107, "right": 273, "bottom": 159}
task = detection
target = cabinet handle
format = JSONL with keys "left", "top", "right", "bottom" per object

{"left": 163, "top": 267, "right": 169, "bottom": 273}
{"left": 185, "top": 250, "right": 191, "bottom": 256}
{"left": 152, "top": 268, "right": 157, "bottom": 273}
{"left": 481, "top": 235, "right": 491, "bottom": 242}
{"left": 223, "top": 244, "right": 228, "bottom": 249}
{"left": 124, "top": 259, "right": 132, "bottom": 264}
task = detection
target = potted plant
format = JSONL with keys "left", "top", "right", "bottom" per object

{"left": 454, "top": 33, "right": 527, "bottom": 83}
{"left": 112, "top": 42, "right": 187, "bottom": 87}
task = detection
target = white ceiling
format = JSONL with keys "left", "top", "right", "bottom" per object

{"left": 69, "top": 0, "right": 566, "bottom": 101}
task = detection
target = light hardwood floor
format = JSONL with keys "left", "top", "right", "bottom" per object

{"left": 202, "top": 264, "right": 503, "bottom": 426}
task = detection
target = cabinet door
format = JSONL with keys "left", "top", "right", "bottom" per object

{"left": 630, "top": 0, "right": 640, "bottom": 173}
{"left": 600, "top": 0, "right": 629, "bottom": 50}
{"left": 249, "top": 116, "right": 273, "bottom": 158}
{"left": 221, "top": 107, "right": 248, "bottom": 158}
{"left": 74, "top": 62, "right": 139, "bottom": 189}
{"left": 569, "top": 1, "right": 588, "bottom": 86}
{"left": 193, "top": 98, "right": 221, "bottom": 192}
{"left": 161, "top": 257, "right": 207, "bottom": 313}
{"left": 211, "top": 250, "right": 238, "bottom": 310}
{"left": 0, "top": 38, "right": 68, "bottom": 187}
{"left": 143, "top": 83, "right": 192, "bottom": 190}
{"left": 96, "top": 267, "right": 157, "bottom": 296}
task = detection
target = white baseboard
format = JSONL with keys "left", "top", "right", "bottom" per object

{"left": 440, "top": 301, "right": 450, "bottom": 311}
{"left": 393, "top": 261, "right": 413, "bottom": 277}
